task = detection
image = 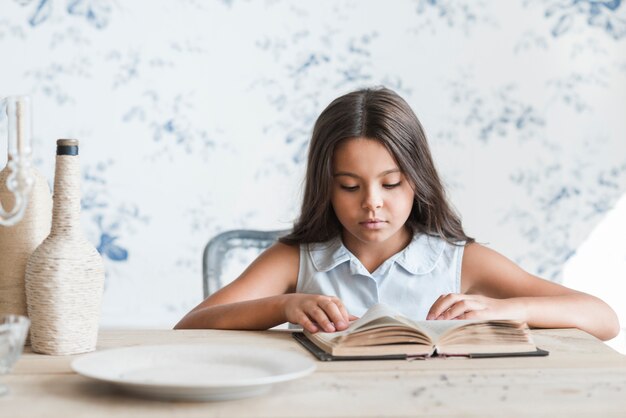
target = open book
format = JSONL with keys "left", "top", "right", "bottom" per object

{"left": 295, "top": 304, "right": 548, "bottom": 360}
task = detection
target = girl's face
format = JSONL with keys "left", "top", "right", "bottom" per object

{"left": 331, "top": 137, "right": 414, "bottom": 252}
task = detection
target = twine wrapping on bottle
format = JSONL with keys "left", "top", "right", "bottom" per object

{"left": 25, "top": 139, "right": 104, "bottom": 355}
{"left": 0, "top": 169, "right": 51, "bottom": 319}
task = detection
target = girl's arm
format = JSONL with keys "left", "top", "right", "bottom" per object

{"left": 174, "top": 242, "right": 351, "bottom": 332}
{"left": 426, "top": 243, "right": 620, "bottom": 341}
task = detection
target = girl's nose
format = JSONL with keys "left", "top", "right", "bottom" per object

{"left": 362, "top": 188, "right": 383, "bottom": 211}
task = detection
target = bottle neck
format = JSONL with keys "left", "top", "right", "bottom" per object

{"left": 51, "top": 154, "right": 82, "bottom": 236}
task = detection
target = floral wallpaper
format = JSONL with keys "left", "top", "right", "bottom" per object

{"left": 1, "top": 0, "right": 625, "bottom": 328}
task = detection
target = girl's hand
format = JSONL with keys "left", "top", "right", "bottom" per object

{"left": 283, "top": 294, "right": 355, "bottom": 333}
{"left": 426, "top": 293, "right": 528, "bottom": 322}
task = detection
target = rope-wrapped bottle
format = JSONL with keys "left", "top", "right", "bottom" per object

{"left": 25, "top": 139, "right": 105, "bottom": 355}
{"left": 0, "top": 164, "right": 51, "bottom": 323}
{"left": 0, "top": 95, "right": 52, "bottom": 343}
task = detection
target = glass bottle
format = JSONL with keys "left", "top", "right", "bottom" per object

{"left": 25, "top": 139, "right": 105, "bottom": 355}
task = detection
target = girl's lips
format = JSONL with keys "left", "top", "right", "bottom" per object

{"left": 359, "top": 220, "right": 386, "bottom": 229}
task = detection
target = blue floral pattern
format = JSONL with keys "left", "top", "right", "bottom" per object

{"left": 543, "top": 0, "right": 626, "bottom": 39}
{"left": 14, "top": 0, "right": 112, "bottom": 28}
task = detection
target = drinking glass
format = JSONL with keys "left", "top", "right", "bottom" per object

{"left": 0, "top": 315, "right": 30, "bottom": 396}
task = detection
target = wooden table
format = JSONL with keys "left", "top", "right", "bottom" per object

{"left": 5, "top": 328, "right": 626, "bottom": 417}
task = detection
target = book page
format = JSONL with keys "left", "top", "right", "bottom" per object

{"left": 414, "top": 320, "right": 535, "bottom": 354}
{"left": 436, "top": 322, "right": 535, "bottom": 355}
{"left": 312, "top": 303, "right": 414, "bottom": 344}
{"left": 412, "top": 320, "right": 472, "bottom": 343}
{"left": 343, "top": 303, "right": 412, "bottom": 333}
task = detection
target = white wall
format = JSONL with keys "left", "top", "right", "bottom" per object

{"left": 1, "top": 1, "right": 625, "bottom": 332}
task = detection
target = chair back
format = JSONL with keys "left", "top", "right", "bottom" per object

{"left": 202, "top": 229, "right": 290, "bottom": 298}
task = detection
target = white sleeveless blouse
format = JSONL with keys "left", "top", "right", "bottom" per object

{"left": 296, "top": 233, "right": 465, "bottom": 320}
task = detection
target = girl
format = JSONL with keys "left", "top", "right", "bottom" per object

{"left": 176, "top": 87, "right": 619, "bottom": 341}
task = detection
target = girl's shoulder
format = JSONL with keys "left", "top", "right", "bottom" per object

{"left": 265, "top": 241, "right": 300, "bottom": 259}
{"left": 460, "top": 242, "right": 533, "bottom": 294}
{"left": 239, "top": 241, "right": 300, "bottom": 293}
{"left": 246, "top": 241, "right": 300, "bottom": 278}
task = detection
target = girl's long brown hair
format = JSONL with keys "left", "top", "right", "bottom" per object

{"left": 280, "top": 87, "right": 473, "bottom": 246}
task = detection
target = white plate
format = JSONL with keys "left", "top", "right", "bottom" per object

{"left": 71, "top": 343, "right": 316, "bottom": 401}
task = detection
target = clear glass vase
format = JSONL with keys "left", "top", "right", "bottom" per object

{"left": 0, "top": 96, "right": 34, "bottom": 226}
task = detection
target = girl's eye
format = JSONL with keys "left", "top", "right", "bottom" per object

{"left": 383, "top": 182, "right": 401, "bottom": 189}
{"left": 340, "top": 185, "right": 359, "bottom": 191}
